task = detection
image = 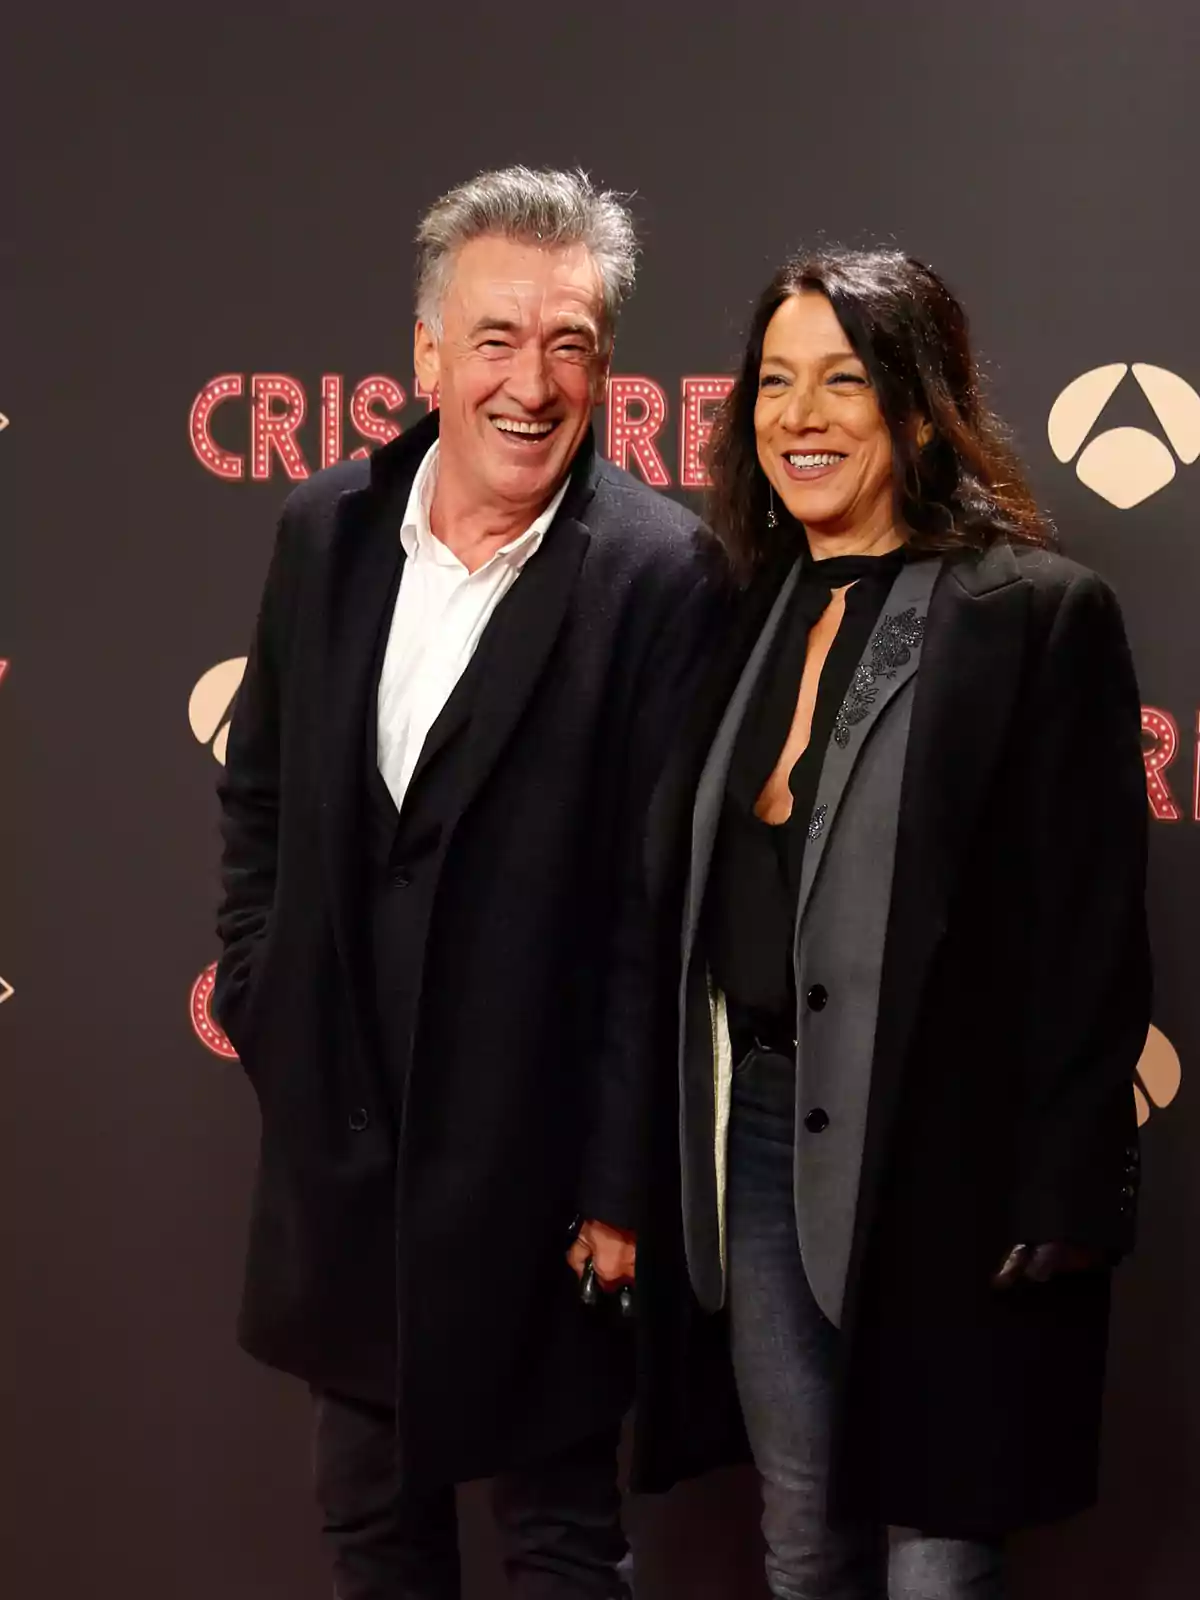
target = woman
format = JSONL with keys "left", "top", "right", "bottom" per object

{"left": 637, "top": 250, "right": 1150, "bottom": 1599}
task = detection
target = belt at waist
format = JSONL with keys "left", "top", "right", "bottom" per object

{"left": 727, "top": 1001, "right": 797, "bottom": 1060}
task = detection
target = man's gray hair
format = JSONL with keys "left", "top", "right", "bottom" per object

{"left": 415, "top": 165, "right": 638, "bottom": 349}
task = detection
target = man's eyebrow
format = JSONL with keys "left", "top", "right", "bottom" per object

{"left": 466, "top": 315, "right": 599, "bottom": 342}
{"left": 468, "top": 317, "right": 522, "bottom": 338}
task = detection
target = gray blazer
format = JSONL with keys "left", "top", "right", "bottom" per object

{"left": 678, "top": 555, "right": 942, "bottom": 1323}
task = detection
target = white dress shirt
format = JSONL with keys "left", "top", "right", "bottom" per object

{"left": 376, "top": 441, "right": 569, "bottom": 812}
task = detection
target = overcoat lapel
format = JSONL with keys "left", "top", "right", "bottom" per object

{"left": 681, "top": 557, "right": 803, "bottom": 973}
{"left": 843, "top": 541, "right": 1032, "bottom": 1312}
{"left": 791, "top": 556, "right": 942, "bottom": 942}
{"left": 319, "top": 418, "right": 445, "bottom": 989}
{"left": 319, "top": 477, "right": 407, "bottom": 997}
{"left": 644, "top": 551, "right": 788, "bottom": 914}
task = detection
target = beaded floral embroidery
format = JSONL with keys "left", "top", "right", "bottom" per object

{"left": 832, "top": 608, "right": 926, "bottom": 749}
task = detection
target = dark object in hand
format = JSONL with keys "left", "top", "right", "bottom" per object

{"left": 578, "top": 1261, "right": 636, "bottom": 1322}
{"left": 580, "top": 1259, "right": 600, "bottom": 1307}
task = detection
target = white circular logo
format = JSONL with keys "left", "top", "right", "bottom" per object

{"left": 1048, "top": 364, "right": 1200, "bottom": 508}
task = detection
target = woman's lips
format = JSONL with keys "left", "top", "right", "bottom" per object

{"left": 780, "top": 449, "right": 847, "bottom": 482}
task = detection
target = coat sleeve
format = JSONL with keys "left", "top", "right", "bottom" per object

{"left": 1008, "top": 571, "right": 1151, "bottom": 1257}
{"left": 576, "top": 540, "right": 726, "bottom": 1230}
{"left": 212, "top": 508, "right": 298, "bottom": 1052}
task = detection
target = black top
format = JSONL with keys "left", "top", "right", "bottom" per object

{"left": 706, "top": 545, "right": 906, "bottom": 1027}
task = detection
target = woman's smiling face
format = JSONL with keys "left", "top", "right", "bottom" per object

{"left": 754, "top": 291, "right": 897, "bottom": 541}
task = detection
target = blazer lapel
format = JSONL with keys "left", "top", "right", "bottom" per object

{"left": 681, "top": 557, "right": 803, "bottom": 975}
{"left": 845, "top": 540, "right": 1032, "bottom": 1304}
{"left": 401, "top": 646, "right": 478, "bottom": 799}
{"left": 793, "top": 556, "right": 943, "bottom": 940}
{"left": 442, "top": 515, "right": 592, "bottom": 827}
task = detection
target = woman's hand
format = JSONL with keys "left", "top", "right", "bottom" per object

{"left": 992, "top": 1242, "right": 1105, "bottom": 1288}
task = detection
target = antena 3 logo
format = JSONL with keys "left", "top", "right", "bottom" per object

{"left": 1135, "top": 1024, "right": 1181, "bottom": 1127}
{"left": 1049, "top": 364, "right": 1200, "bottom": 508}
{"left": 189, "top": 658, "right": 247, "bottom": 765}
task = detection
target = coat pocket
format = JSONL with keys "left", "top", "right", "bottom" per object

{"left": 216, "top": 932, "right": 275, "bottom": 1073}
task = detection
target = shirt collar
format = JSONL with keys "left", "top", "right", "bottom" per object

{"left": 400, "top": 441, "right": 570, "bottom": 571}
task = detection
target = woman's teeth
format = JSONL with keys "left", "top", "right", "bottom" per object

{"left": 785, "top": 452, "right": 844, "bottom": 468}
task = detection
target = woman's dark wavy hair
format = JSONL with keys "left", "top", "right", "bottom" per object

{"left": 707, "top": 248, "right": 1052, "bottom": 578}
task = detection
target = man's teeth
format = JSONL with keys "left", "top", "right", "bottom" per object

{"left": 785, "top": 452, "right": 844, "bottom": 468}
{"left": 492, "top": 418, "right": 556, "bottom": 436}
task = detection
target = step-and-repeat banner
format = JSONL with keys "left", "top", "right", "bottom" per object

{"left": 4, "top": 4, "right": 1198, "bottom": 1595}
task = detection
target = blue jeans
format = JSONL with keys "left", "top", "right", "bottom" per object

{"left": 726, "top": 1048, "right": 1005, "bottom": 1600}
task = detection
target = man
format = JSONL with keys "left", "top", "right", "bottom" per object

{"left": 213, "top": 166, "right": 717, "bottom": 1599}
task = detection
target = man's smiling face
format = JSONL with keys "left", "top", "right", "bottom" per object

{"left": 414, "top": 234, "right": 609, "bottom": 521}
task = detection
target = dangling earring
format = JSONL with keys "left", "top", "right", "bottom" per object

{"left": 766, "top": 484, "right": 779, "bottom": 530}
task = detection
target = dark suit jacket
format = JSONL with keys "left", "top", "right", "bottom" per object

{"left": 213, "top": 411, "right": 722, "bottom": 1487}
{"left": 635, "top": 540, "right": 1151, "bottom": 1536}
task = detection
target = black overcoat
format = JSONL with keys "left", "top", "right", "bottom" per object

{"left": 213, "top": 412, "right": 718, "bottom": 1488}
{"left": 633, "top": 540, "right": 1152, "bottom": 1537}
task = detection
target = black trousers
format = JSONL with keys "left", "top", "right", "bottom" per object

{"left": 312, "top": 1388, "right": 632, "bottom": 1600}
